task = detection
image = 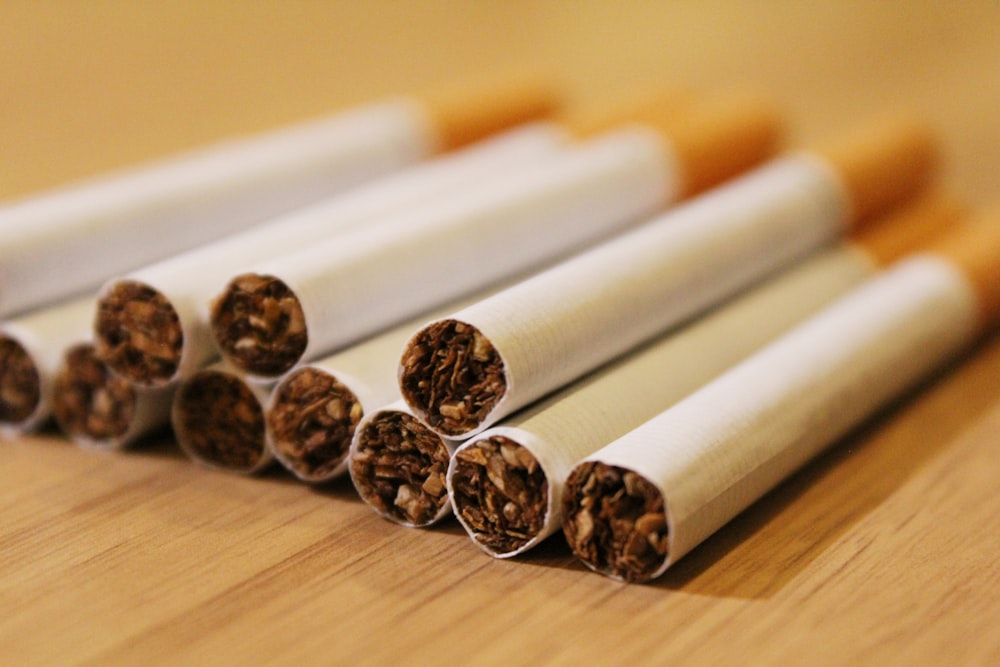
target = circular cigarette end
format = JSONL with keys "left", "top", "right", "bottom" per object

{"left": 562, "top": 462, "right": 668, "bottom": 583}
{"left": 268, "top": 367, "right": 362, "bottom": 482}
{"left": 350, "top": 409, "right": 452, "bottom": 527}
{"left": 449, "top": 436, "right": 547, "bottom": 555}
{"left": 94, "top": 280, "right": 183, "bottom": 386}
{"left": 52, "top": 343, "right": 136, "bottom": 446}
{"left": 398, "top": 319, "right": 506, "bottom": 437}
{"left": 0, "top": 336, "right": 41, "bottom": 425}
{"left": 210, "top": 274, "right": 308, "bottom": 378}
{"left": 809, "top": 115, "right": 939, "bottom": 228}
{"left": 173, "top": 369, "right": 268, "bottom": 473}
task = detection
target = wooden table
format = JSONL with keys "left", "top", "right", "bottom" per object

{"left": 3, "top": 3, "right": 1000, "bottom": 664}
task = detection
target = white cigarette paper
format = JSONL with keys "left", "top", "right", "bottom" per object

{"left": 0, "top": 297, "right": 94, "bottom": 435}
{"left": 172, "top": 363, "right": 276, "bottom": 474}
{"left": 447, "top": 242, "right": 878, "bottom": 556}
{"left": 0, "top": 99, "right": 436, "bottom": 317}
{"left": 94, "top": 123, "right": 570, "bottom": 386}
{"left": 568, "top": 253, "right": 981, "bottom": 582}
{"left": 403, "top": 154, "right": 850, "bottom": 439}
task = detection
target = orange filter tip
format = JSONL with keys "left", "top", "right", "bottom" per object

{"left": 416, "top": 69, "right": 563, "bottom": 151}
{"left": 928, "top": 210, "right": 1000, "bottom": 331}
{"left": 849, "top": 189, "right": 967, "bottom": 268}
{"left": 650, "top": 91, "right": 784, "bottom": 198}
{"left": 554, "top": 86, "right": 697, "bottom": 139}
{"left": 809, "top": 115, "right": 939, "bottom": 228}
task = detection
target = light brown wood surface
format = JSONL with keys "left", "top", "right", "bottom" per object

{"left": 3, "top": 3, "right": 1000, "bottom": 665}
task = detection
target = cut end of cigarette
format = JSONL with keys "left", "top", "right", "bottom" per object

{"left": 655, "top": 92, "right": 784, "bottom": 197}
{"left": 268, "top": 367, "right": 363, "bottom": 482}
{"left": 52, "top": 343, "right": 136, "bottom": 444}
{"left": 398, "top": 319, "right": 506, "bottom": 437}
{"left": 173, "top": 369, "right": 267, "bottom": 473}
{"left": 562, "top": 462, "right": 668, "bottom": 583}
{"left": 211, "top": 274, "right": 308, "bottom": 378}
{"left": 450, "top": 436, "right": 547, "bottom": 555}
{"left": 94, "top": 280, "right": 184, "bottom": 386}
{"left": 419, "top": 69, "right": 561, "bottom": 151}
{"left": 556, "top": 87, "right": 696, "bottom": 139}
{"left": 810, "top": 115, "right": 939, "bottom": 227}
{"left": 849, "top": 189, "right": 966, "bottom": 267}
{"left": 350, "top": 409, "right": 452, "bottom": 527}
{"left": 0, "top": 336, "right": 41, "bottom": 425}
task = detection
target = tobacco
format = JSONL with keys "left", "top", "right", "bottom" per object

{"left": 398, "top": 319, "right": 505, "bottom": 436}
{"left": 52, "top": 344, "right": 134, "bottom": 440}
{"left": 0, "top": 338, "right": 41, "bottom": 423}
{"left": 268, "top": 368, "right": 362, "bottom": 480}
{"left": 210, "top": 274, "right": 307, "bottom": 376}
{"left": 449, "top": 435, "right": 547, "bottom": 553}
{"left": 562, "top": 461, "right": 668, "bottom": 582}
{"left": 350, "top": 410, "right": 451, "bottom": 526}
{"left": 174, "top": 370, "right": 266, "bottom": 471}
{"left": 95, "top": 280, "right": 183, "bottom": 385}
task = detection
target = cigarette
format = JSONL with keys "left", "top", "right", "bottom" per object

{"left": 51, "top": 344, "right": 175, "bottom": 450}
{"left": 399, "top": 115, "right": 938, "bottom": 439}
{"left": 561, "top": 214, "right": 1000, "bottom": 583}
{"left": 445, "top": 192, "right": 965, "bottom": 556}
{"left": 0, "top": 70, "right": 556, "bottom": 317}
{"left": 349, "top": 400, "right": 463, "bottom": 527}
{"left": 93, "top": 122, "right": 573, "bottom": 388}
{"left": 210, "top": 92, "right": 783, "bottom": 380}
{"left": 0, "top": 297, "right": 94, "bottom": 435}
{"left": 172, "top": 364, "right": 274, "bottom": 474}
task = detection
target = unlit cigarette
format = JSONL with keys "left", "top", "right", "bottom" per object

{"left": 93, "top": 123, "right": 572, "bottom": 388}
{"left": 210, "top": 92, "right": 782, "bottom": 381}
{"left": 445, "top": 192, "right": 965, "bottom": 556}
{"left": 400, "top": 115, "right": 938, "bottom": 439}
{"left": 0, "top": 71, "right": 555, "bottom": 317}
{"left": 561, "top": 215, "right": 1000, "bottom": 583}
{"left": 52, "top": 344, "right": 175, "bottom": 450}
{"left": 172, "top": 364, "right": 274, "bottom": 474}
{"left": 0, "top": 297, "right": 93, "bottom": 435}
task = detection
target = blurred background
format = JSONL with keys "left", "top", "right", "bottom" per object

{"left": 2, "top": 1, "right": 998, "bottom": 206}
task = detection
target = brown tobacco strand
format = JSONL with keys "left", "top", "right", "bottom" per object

{"left": 450, "top": 436, "right": 547, "bottom": 552}
{"left": 399, "top": 320, "right": 506, "bottom": 436}
{"left": 562, "top": 462, "right": 669, "bottom": 583}
{"left": 175, "top": 371, "right": 266, "bottom": 471}
{"left": 211, "top": 274, "right": 307, "bottom": 376}
{"left": 53, "top": 344, "right": 135, "bottom": 440}
{"left": 0, "top": 338, "right": 41, "bottom": 423}
{"left": 350, "top": 411, "right": 451, "bottom": 526}
{"left": 95, "top": 280, "right": 184, "bottom": 385}
{"left": 268, "top": 368, "right": 362, "bottom": 480}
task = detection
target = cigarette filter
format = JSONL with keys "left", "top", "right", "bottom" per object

{"left": 561, "top": 214, "right": 1000, "bottom": 582}
{"left": 400, "top": 115, "right": 938, "bottom": 439}
{"left": 52, "top": 344, "right": 175, "bottom": 450}
{"left": 210, "top": 92, "right": 782, "bottom": 380}
{"left": 0, "top": 297, "right": 94, "bottom": 435}
{"left": 93, "top": 122, "right": 572, "bottom": 387}
{"left": 0, "top": 70, "right": 556, "bottom": 317}
{"left": 445, "top": 193, "right": 964, "bottom": 556}
{"left": 172, "top": 364, "right": 275, "bottom": 474}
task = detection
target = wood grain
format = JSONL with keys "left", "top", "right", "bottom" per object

{"left": 2, "top": 3, "right": 1000, "bottom": 665}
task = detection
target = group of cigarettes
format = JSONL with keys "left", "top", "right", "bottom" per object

{"left": 2, "top": 70, "right": 998, "bottom": 584}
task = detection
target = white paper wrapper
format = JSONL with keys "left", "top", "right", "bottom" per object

{"left": 575, "top": 254, "right": 979, "bottom": 581}
{"left": 96, "top": 123, "right": 570, "bottom": 386}
{"left": 214, "top": 126, "right": 678, "bottom": 381}
{"left": 447, "top": 242, "right": 877, "bottom": 556}
{"left": 350, "top": 399, "right": 466, "bottom": 527}
{"left": 403, "top": 153, "right": 850, "bottom": 438}
{"left": 0, "top": 98, "right": 435, "bottom": 317}
{"left": 52, "top": 343, "right": 176, "bottom": 451}
{"left": 0, "top": 296, "right": 94, "bottom": 435}
{"left": 172, "top": 362, "right": 276, "bottom": 474}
